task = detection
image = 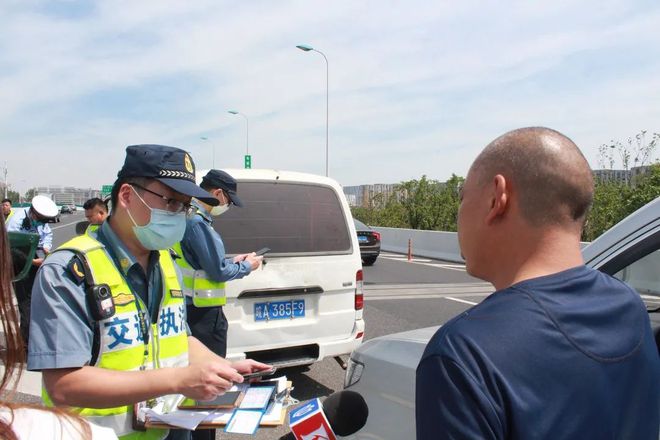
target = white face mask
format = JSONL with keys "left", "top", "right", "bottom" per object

{"left": 210, "top": 203, "right": 230, "bottom": 216}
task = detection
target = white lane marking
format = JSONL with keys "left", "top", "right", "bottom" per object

{"left": 51, "top": 221, "right": 78, "bottom": 230}
{"left": 444, "top": 296, "right": 478, "bottom": 305}
{"left": 367, "top": 294, "right": 485, "bottom": 301}
{"left": 383, "top": 256, "right": 433, "bottom": 263}
{"left": 379, "top": 253, "right": 467, "bottom": 271}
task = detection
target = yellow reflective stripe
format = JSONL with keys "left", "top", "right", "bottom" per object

{"left": 56, "top": 234, "right": 105, "bottom": 254}
{"left": 191, "top": 274, "right": 226, "bottom": 291}
{"left": 193, "top": 295, "right": 226, "bottom": 307}
{"left": 158, "top": 352, "right": 189, "bottom": 369}
{"left": 172, "top": 242, "right": 226, "bottom": 303}
{"left": 159, "top": 334, "right": 189, "bottom": 361}
{"left": 99, "top": 345, "right": 149, "bottom": 371}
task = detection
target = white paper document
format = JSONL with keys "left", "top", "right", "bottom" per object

{"left": 144, "top": 406, "right": 213, "bottom": 430}
{"left": 224, "top": 409, "right": 264, "bottom": 434}
{"left": 239, "top": 385, "right": 275, "bottom": 410}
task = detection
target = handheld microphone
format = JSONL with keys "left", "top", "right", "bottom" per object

{"left": 279, "top": 390, "right": 368, "bottom": 440}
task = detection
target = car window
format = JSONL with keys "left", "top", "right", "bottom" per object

{"left": 354, "top": 219, "right": 368, "bottom": 230}
{"left": 612, "top": 249, "right": 660, "bottom": 296}
{"left": 215, "top": 181, "right": 352, "bottom": 255}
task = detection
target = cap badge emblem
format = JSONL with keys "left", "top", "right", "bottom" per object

{"left": 184, "top": 154, "right": 194, "bottom": 173}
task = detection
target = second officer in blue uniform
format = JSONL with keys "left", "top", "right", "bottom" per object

{"left": 174, "top": 170, "right": 262, "bottom": 355}
{"left": 173, "top": 170, "right": 262, "bottom": 440}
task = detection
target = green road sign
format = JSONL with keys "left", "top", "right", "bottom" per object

{"left": 244, "top": 155, "right": 252, "bottom": 169}
{"left": 101, "top": 184, "right": 113, "bottom": 197}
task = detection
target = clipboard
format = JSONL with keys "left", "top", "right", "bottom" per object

{"left": 145, "top": 381, "right": 292, "bottom": 429}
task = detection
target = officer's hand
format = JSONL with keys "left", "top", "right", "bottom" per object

{"left": 32, "top": 258, "right": 44, "bottom": 267}
{"left": 178, "top": 362, "right": 244, "bottom": 401}
{"left": 231, "top": 359, "right": 273, "bottom": 375}
{"left": 243, "top": 253, "right": 263, "bottom": 271}
{"left": 232, "top": 253, "right": 249, "bottom": 263}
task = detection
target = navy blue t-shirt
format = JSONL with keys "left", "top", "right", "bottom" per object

{"left": 416, "top": 266, "right": 659, "bottom": 440}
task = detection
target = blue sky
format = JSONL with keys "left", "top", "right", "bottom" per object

{"left": 1, "top": 0, "right": 659, "bottom": 193}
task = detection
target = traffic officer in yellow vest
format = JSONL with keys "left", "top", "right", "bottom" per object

{"left": 173, "top": 170, "right": 262, "bottom": 440}
{"left": 2, "top": 198, "right": 13, "bottom": 223}
{"left": 27, "top": 145, "right": 272, "bottom": 440}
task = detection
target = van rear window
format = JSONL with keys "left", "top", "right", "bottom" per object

{"left": 213, "top": 181, "right": 352, "bottom": 255}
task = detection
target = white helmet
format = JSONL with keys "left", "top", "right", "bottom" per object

{"left": 31, "top": 195, "right": 58, "bottom": 218}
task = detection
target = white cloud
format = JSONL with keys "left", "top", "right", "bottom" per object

{"left": 1, "top": 0, "right": 659, "bottom": 192}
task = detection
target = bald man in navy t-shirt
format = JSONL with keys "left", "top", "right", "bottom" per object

{"left": 416, "top": 127, "right": 659, "bottom": 440}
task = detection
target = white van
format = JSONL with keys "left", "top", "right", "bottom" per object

{"left": 197, "top": 168, "right": 365, "bottom": 368}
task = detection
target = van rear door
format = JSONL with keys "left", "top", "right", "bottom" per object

{"left": 214, "top": 177, "right": 362, "bottom": 364}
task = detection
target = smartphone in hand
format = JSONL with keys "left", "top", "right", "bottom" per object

{"left": 254, "top": 247, "right": 271, "bottom": 256}
{"left": 242, "top": 367, "right": 277, "bottom": 380}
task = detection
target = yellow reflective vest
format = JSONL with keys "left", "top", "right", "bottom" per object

{"left": 172, "top": 240, "right": 226, "bottom": 307}
{"left": 4, "top": 209, "right": 13, "bottom": 224}
{"left": 42, "top": 234, "right": 189, "bottom": 440}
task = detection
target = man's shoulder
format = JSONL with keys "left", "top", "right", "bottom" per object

{"left": 420, "top": 289, "right": 530, "bottom": 361}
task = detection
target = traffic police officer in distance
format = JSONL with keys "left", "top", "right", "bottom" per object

{"left": 7, "top": 194, "right": 58, "bottom": 346}
{"left": 27, "top": 145, "right": 271, "bottom": 440}
{"left": 2, "top": 198, "right": 13, "bottom": 223}
{"left": 174, "top": 170, "right": 262, "bottom": 440}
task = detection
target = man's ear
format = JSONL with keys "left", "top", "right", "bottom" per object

{"left": 117, "top": 183, "right": 133, "bottom": 209}
{"left": 485, "top": 174, "right": 508, "bottom": 224}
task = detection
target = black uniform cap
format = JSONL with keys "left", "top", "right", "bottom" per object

{"left": 117, "top": 144, "right": 219, "bottom": 206}
{"left": 201, "top": 169, "right": 243, "bottom": 207}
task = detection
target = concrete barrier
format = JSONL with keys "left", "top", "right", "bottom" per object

{"left": 374, "top": 227, "right": 464, "bottom": 263}
{"left": 374, "top": 227, "right": 590, "bottom": 263}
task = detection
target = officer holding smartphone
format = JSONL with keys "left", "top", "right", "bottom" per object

{"left": 172, "top": 169, "right": 264, "bottom": 440}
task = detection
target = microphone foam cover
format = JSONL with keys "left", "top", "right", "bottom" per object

{"left": 322, "top": 390, "right": 369, "bottom": 436}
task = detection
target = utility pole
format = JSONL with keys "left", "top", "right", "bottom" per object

{"left": 3, "top": 162, "right": 7, "bottom": 199}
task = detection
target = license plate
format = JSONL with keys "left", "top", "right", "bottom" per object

{"left": 254, "top": 300, "right": 305, "bottom": 321}
{"left": 358, "top": 236, "right": 368, "bottom": 243}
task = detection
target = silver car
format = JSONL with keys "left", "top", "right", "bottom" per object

{"left": 343, "top": 197, "right": 660, "bottom": 439}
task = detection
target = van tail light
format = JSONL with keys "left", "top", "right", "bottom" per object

{"left": 372, "top": 231, "right": 381, "bottom": 241}
{"left": 355, "top": 269, "right": 364, "bottom": 310}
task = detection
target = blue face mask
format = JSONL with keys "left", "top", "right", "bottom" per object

{"left": 127, "top": 186, "right": 186, "bottom": 250}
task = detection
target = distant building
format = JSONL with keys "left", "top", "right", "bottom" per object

{"left": 343, "top": 183, "right": 400, "bottom": 208}
{"left": 36, "top": 186, "right": 101, "bottom": 206}
{"left": 592, "top": 166, "right": 653, "bottom": 185}
{"left": 592, "top": 169, "right": 630, "bottom": 184}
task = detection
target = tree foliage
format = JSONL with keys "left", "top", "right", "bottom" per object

{"left": 3, "top": 189, "right": 20, "bottom": 203}
{"left": 351, "top": 174, "right": 463, "bottom": 231}
{"left": 598, "top": 130, "right": 659, "bottom": 171}
{"left": 353, "top": 131, "right": 659, "bottom": 242}
{"left": 23, "top": 188, "right": 37, "bottom": 202}
{"left": 583, "top": 164, "right": 660, "bottom": 241}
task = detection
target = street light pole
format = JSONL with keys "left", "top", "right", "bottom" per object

{"left": 200, "top": 136, "right": 214, "bottom": 168}
{"left": 227, "top": 110, "right": 249, "bottom": 155}
{"left": 3, "top": 161, "right": 8, "bottom": 199}
{"left": 296, "top": 44, "right": 329, "bottom": 177}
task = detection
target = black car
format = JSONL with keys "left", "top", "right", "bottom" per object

{"left": 60, "top": 205, "right": 73, "bottom": 214}
{"left": 354, "top": 219, "right": 381, "bottom": 265}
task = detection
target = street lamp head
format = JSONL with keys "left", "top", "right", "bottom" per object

{"left": 227, "top": 110, "right": 239, "bottom": 115}
{"left": 296, "top": 44, "right": 314, "bottom": 52}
